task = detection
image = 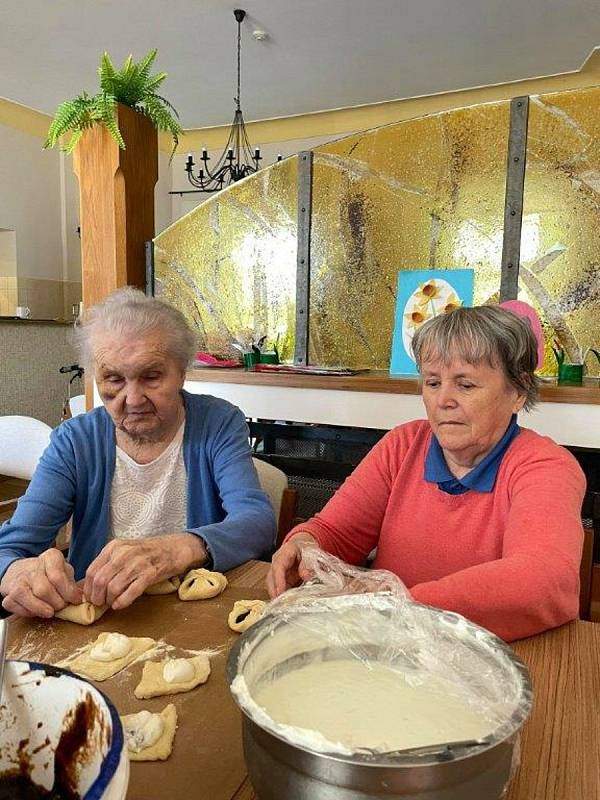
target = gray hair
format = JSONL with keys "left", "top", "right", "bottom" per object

{"left": 75, "top": 287, "right": 196, "bottom": 370}
{"left": 411, "top": 305, "right": 539, "bottom": 410}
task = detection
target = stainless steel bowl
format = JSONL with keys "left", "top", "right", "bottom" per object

{"left": 227, "top": 595, "right": 532, "bottom": 800}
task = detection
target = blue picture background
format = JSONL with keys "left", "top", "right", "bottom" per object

{"left": 390, "top": 269, "right": 475, "bottom": 375}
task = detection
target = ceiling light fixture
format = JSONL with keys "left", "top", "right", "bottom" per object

{"left": 177, "top": 9, "right": 278, "bottom": 195}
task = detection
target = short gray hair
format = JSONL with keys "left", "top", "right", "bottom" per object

{"left": 75, "top": 287, "right": 197, "bottom": 370}
{"left": 411, "top": 305, "right": 539, "bottom": 410}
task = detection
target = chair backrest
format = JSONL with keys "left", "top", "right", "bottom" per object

{"left": 69, "top": 395, "right": 86, "bottom": 417}
{"left": 252, "top": 457, "right": 288, "bottom": 522}
{"left": 0, "top": 416, "right": 52, "bottom": 480}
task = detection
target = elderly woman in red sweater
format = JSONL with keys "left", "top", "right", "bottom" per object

{"left": 267, "top": 305, "right": 585, "bottom": 642}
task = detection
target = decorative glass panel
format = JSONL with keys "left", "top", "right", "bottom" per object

{"left": 155, "top": 157, "right": 298, "bottom": 361}
{"left": 520, "top": 86, "right": 600, "bottom": 376}
{"left": 309, "top": 101, "right": 510, "bottom": 368}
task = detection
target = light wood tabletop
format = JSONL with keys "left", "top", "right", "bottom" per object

{"left": 230, "top": 563, "right": 600, "bottom": 800}
{"left": 7, "top": 560, "right": 600, "bottom": 799}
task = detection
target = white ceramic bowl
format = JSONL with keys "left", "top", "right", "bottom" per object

{"left": 0, "top": 659, "right": 129, "bottom": 799}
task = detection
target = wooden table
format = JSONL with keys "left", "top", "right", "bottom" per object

{"left": 7, "top": 561, "right": 600, "bottom": 800}
{"left": 7, "top": 560, "right": 270, "bottom": 800}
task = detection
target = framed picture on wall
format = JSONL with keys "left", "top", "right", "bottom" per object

{"left": 390, "top": 269, "right": 475, "bottom": 376}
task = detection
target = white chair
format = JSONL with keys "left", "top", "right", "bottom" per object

{"left": 0, "top": 416, "right": 73, "bottom": 549}
{"left": 0, "top": 416, "right": 52, "bottom": 481}
{"left": 252, "top": 457, "right": 298, "bottom": 546}
{"left": 0, "top": 415, "right": 52, "bottom": 523}
{"left": 68, "top": 395, "right": 86, "bottom": 417}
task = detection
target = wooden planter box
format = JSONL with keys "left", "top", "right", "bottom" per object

{"left": 73, "top": 103, "right": 158, "bottom": 309}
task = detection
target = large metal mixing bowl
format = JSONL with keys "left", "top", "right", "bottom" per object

{"left": 227, "top": 595, "right": 532, "bottom": 800}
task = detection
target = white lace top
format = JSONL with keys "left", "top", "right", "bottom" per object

{"left": 109, "top": 422, "right": 187, "bottom": 540}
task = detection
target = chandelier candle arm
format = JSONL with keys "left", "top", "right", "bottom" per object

{"left": 177, "top": 8, "right": 268, "bottom": 194}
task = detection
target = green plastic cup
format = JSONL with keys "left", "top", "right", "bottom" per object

{"left": 558, "top": 363, "right": 583, "bottom": 385}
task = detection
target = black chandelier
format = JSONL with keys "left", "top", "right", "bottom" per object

{"left": 180, "top": 8, "right": 277, "bottom": 194}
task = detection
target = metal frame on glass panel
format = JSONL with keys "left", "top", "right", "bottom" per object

{"left": 500, "top": 96, "right": 529, "bottom": 302}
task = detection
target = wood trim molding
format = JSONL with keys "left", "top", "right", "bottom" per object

{"left": 186, "top": 368, "right": 600, "bottom": 405}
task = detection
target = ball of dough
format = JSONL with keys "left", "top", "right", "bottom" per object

{"left": 178, "top": 568, "right": 228, "bottom": 601}
{"left": 228, "top": 599, "right": 266, "bottom": 633}
{"left": 90, "top": 632, "right": 132, "bottom": 662}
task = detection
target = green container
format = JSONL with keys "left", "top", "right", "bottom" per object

{"left": 259, "top": 351, "right": 279, "bottom": 364}
{"left": 243, "top": 352, "right": 259, "bottom": 368}
{"left": 558, "top": 363, "right": 583, "bottom": 385}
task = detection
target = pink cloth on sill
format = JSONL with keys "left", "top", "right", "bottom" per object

{"left": 285, "top": 420, "right": 585, "bottom": 642}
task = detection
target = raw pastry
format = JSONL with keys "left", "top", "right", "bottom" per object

{"left": 178, "top": 568, "right": 227, "bottom": 601}
{"left": 145, "top": 576, "right": 181, "bottom": 595}
{"left": 55, "top": 601, "right": 107, "bottom": 626}
{"left": 61, "top": 632, "right": 155, "bottom": 682}
{"left": 121, "top": 704, "right": 178, "bottom": 762}
{"left": 228, "top": 599, "right": 266, "bottom": 633}
{"left": 135, "top": 654, "right": 211, "bottom": 699}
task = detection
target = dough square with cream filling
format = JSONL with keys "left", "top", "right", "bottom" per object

{"left": 178, "top": 568, "right": 227, "bottom": 600}
{"left": 121, "top": 704, "right": 178, "bottom": 762}
{"left": 58, "top": 632, "right": 155, "bottom": 682}
{"left": 54, "top": 601, "right": 108, "bottom": 625}
{"left": 135, "top": 654, "right": 211, "bottom": 699}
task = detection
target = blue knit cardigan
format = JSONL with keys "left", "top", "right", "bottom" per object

{"left": 0, "top": 391, "right": 276, "bottom": 580}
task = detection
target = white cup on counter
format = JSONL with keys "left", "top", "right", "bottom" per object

{"left": 15, "top": 306, "right": 31, "bottom": 319}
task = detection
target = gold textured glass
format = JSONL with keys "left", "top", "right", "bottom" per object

{"left": 309, "top": 102, "right": 510, "bottom": 368}
{"left": 154, "top": 157, "right": 298, "bottom": 361}
{"left": 520, "top": 86, "right": 600, "bottom": 376}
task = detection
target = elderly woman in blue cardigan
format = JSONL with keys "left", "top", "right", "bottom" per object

{"left": 0, "top": 288, "right": 276, "bottom": 618}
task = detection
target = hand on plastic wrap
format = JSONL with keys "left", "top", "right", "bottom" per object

{"left": 267, "top": 543, "right": 411, "bottom": 606}
{"left": 266, "top": 533, "right": 320, "bottom": 598}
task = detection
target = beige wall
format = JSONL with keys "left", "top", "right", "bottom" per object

{"left": 0, "top": 121, "right": 82, "bottom": 319}
{"left": 0, "top": 321, "right": 82, "bottom": 427}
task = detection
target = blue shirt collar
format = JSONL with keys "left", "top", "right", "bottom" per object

{"left": 424, "top": 415, "right": 520, "bottom": 495}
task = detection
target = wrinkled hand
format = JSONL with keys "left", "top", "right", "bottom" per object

{"left": 0, "top": 549, "right": 83, "bottom": 618}
{"left": 266, "top": 533, "right": 318, "bottom": 598}
{"left": 83, "top": 533, "right": 206, "bottom": 611}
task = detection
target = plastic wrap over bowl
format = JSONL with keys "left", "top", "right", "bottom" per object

{"left": 227, "top": 594, "right": 532, "bottom": 800}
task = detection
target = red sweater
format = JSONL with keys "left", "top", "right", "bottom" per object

{"left": 286, "top": 421, "right": 585, "bottom": 641}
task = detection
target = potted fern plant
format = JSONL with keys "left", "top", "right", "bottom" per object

{"left": 45, "top": 49, "right": 182, "bottom": 321}
{"left": 44, "top": 49, "right": 182, "bottom": 158}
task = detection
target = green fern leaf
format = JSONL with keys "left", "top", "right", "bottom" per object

{"left": 64, "top": 127, "right": 84, "bottom": 154}
{"left": 45, "top": 49, "right": 182, "bottom": 155}
{"left": 93, "top": 92, "right": 125, "bottom": 149}
{"left": 137, "top": 48, "right": 158, "bottom": 89}
{"left": 99, "top": 51, "right": 118, "bottom": 94}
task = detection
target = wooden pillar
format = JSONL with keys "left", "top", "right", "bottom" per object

{"left": 73, "top": 103, "right": 159, "bottom": 406}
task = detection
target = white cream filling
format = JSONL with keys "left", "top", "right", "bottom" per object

{"left": 163, "top": 658, "right": 195, "bottom": 684}
{"left": 124, "top": 710, "right": 165, "bottom": 753}
{"left": 89, "top": 633, "right": 132, "bottom": 662}
{"left": 251, "top": 659, "right": 493, "bottom": 753}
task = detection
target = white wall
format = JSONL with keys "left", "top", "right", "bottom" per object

{"left": 0, "top": 123, "right": 64, "bottom": 281}
{"left": 0, "top": 230, "right": 16, "bottom": 278}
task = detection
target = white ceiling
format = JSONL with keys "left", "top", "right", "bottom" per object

{"left": 1, "top": 0, "right": 599, "bottom": 129}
